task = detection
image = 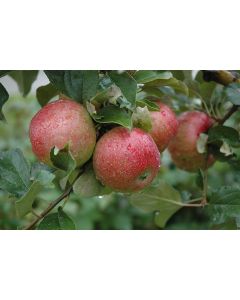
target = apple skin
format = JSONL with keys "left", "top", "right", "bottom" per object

{"left": 168, "top": 111, "right": 214, "bottom": 172}
{"left": 29, "top": 99, "right": 96, "bottom": 166}
{"left": 93, "top": 127, "right": 160, "bottom": 192}
{"left": 149, "top": 101, "right": 178, "bottom": 152}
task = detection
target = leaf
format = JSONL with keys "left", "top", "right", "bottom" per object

{"left": 196, "top": 133, "right": 208, "bottom": 154}
{"left": 36, "top": 83, "right": 58, "bottom": 106}
{"left": 109, "top": 71, "right": 137, "bottom": 107}
{"left": 73, "top": 166, "right": 111, "bottom": 198}
{"left": 129, "top": 181, "right": 183, "bottom": 228}
{"left": 0, "top": 149, "right": 31, "bottom": 197}
{"left": 132, "top": 106, "right": 152, "bottom": 131}
{"left": 208, "top": 186, "right": 240, "bottom": 227}
{"left": 9, "top": 71, "right": 39, "bottom": 96}
{"left": 91, "top": 84, "right": 122, "bottom": 106}
{"left": 220, "top": 141, "right": 233, "bottom": 156}
{"left": 57, "top": 207, "right": 76, "bottom": 229}
{"left": 143, "top": 77, "right": 189, "bottom": 96}
{"left": 50, "top": 146, "right": 77, "bottom": 189}
{"left": 208, "top": 125, "right": 240, "bottom": 148}
{"left": 133, "top": 70, "right": 172, "bottom": 83}
{"left": 0, "top": 83, "right": 9, "bottom": 119}
{"left": 136, "top": 99, "right": 160, "bottom": 111}
{"left": 64, "top": 70, "right": 99, "bottom": 102}
{"left": 15, "top": 169, "right": 55, "bottom": 217}
{"left": 38, "top": 207, "right": 75, "bottom": 230}
{"left": 37, "top": 213, "right": 60, "bottom": 230}
{"left": 0, "top": 71, "right": 9, "bottom": 78}
{"left": 225, "top": 82, "right": 240, "bottom": 105}
{"left": 92, "top": 105, "right": 132, "bottom": 129}
{"left": 44, "top": 70, "right": 66, "bottom": 94}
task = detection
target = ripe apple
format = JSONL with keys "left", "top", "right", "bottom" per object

{"left": 149, "top": 101, "right": 178, "bottom": 152}
{"left": 168, "top": 111, "right": 214, "bottom": 172}
{"left": 93, "top": 127, "right": 160, "bottom": 192}
{"left": 29, "top": 99, "right": 96, "bottom": 166}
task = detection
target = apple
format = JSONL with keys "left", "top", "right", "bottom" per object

{"left": 29, "top": 99, "right": 96, "bottom": 166}
{"left": 93, "top": 127, "right": 160, "bottom": 192}
{"left": 149, "top": 101, "right": 178, "bottom": 152}
{"left": 168, "top": 111, "right": 214, "bottom": 172}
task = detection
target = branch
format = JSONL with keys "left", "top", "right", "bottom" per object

{"left": 217, "top": 104, "right": 239, "bottom": 125}
{"left": 24, "top": 169, "right": 83, "bottom": 230}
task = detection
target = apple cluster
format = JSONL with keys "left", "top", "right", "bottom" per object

{"left": 29, "top": 98, "right": 214, "bottom": 193}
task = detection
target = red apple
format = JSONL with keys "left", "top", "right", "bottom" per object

{"left": 29, "top": 99, "right": 96, "bottom": 166}
{"left": 168, "top": 111, "right": 214, "bottom": 172}
{"left": 93, "top": 127, "right": 160, "bottom": 192}
{"left": 149, "top": 101, "right": 178, "bottom": 152}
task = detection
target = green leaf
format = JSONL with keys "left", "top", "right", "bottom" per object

{"left": 136, "top": 99, "right": 160, "bottom": 111}
{"left": 208, "top": 186, "right": 240, "bottom": 227}
{"left": 225, "top": 82, "right": 240, "bottom": 105}
{"left": 208, "top": 125, "right": 240, "bottom": 148}
{"left": 57, "top": 207, "right": 76, "bottom": 229}
{"left": 0, "top": 83, "right": 9, "bottom": 119}
{"left": 143, "top": 77, "right": 189, "bottom": 96}
{"left": 129, "top": 181, "right": 183, "bottom": 228}
{"left": 37, "top": 213, "right": 60, "bottom": 230}
{"left": 92, "top": 105, "right": 132, "bottom": 129}
{"left": 91, "top": 85, "right": 122, "bottom": 106}
{"left": 196, "top": 133, "right": 208, "bottom": 154}
{"left": 9, "top": 71, "right": 39, "bottom": 96}
{"left": 132, "top": 106, "right": 152, "bottom": 131}
{"left": 15, "top": 168, "right": 55, "bottom": 217}
{"left": 133, "top": 70, "right": 172, "bottom": 83}
{"left": 64, "top": 70, "right": 99, "bottom": 102}
{"left": 73, "top": 165, "right": 111, "bottom": 198}
{"left": 36, "top": 83, "right": 58, "bottom": 106}
{"left": 0, "top": 71, "right": 9, "bottom": 78}
{"left": 44, "top": 70, "right": 66, "bottom": 94}
{"left": 0, "top": 149, "right": 30, "bottom": 197}
{"left": 38, "top": 207, "right": 75, "bottom": 230}
{"left": 50, "top": 146, "right": 77, "bottom": 189}
{"left": 109, "top": 71, "right": 137, "bottom": 107}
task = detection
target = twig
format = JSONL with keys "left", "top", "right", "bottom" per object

{"left": 217, "top": 104, "right": 239, "bottom": 125}
{"left": 24, "top": 169, "right": 84, "bottom": 230}
{"left": 24, "top": 186, "right": 73, "bottom": 230}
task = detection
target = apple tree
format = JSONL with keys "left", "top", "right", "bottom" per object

{"left": 0, "top": 70, "right": 240, "bottom": 229}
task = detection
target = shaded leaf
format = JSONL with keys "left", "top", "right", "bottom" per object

{"left": 109, "top": 71, "right": 137, "bottom": 107}
{"left": 36, "top": 83, "right": 58, "bottom": 106}
{"left": 0, "top": 83, "right": 9, "bottom": 119}
{"left": 15, "top": 169, "right": 55, "bottom": 217}
{"left": 143, "top": 77, "right": 189, "bottom": 95}
{"left": 92, "top": 105, "right": 132, "bottom": 129}
{"left": 73, "top": 165, "right": 111, "bottom": 198}
{"left": 44, "top": 70, "right": 66, "bottom": 94}
{"left": 0, "top": 71, "right": 9, "bottom": 78}
{"left": 38, "top": 207, "right": 75, "bottom": 230}
{"left": 50, "top": 146, "right": 77, "bottom": 189}
{"left": 208, "top": 125, "right": 240, "bottom": 148}
{"left": 225, "top": 82, "right": 240, "bottom": 105}
{"left": 10, "top": 71, "right": 39, "bottom": 96}
{"left": 130, "top": 181, "right": 183, "bottom": 228}
{"left": 0, "top": 149, "right": 30, "bottom": 197}
{"left": 64, "top": 70, "right": 99, "bottom": 102}
{"left": 132, "top": 106, "right": 152, "bottom": 131}
{"left": 196, "top": 133, "right": 208, "bottom": 154}
{"left": 136, "top": 98, "right": 160, "bottom": 111}
{"left": 208, "top": 186, "right": 240, "bottom": 227}
{"left": 133, "top": 70, "right": 172, "bottom": 83}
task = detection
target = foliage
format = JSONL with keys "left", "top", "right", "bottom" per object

{"left": 0, "top": 70, "right": 240, "bottom": 230}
